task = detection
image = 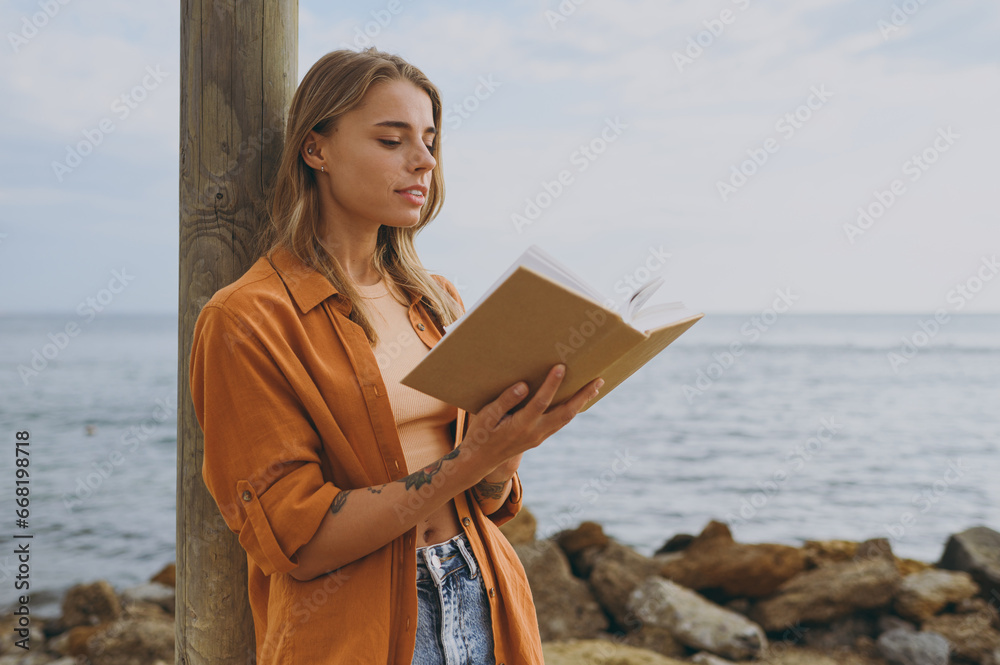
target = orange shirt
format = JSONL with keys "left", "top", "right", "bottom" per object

{"left": 188, "top": 244, "right": 544, "bottom": 664}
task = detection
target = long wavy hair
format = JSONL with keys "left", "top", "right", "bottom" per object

{"left": 254, "top": 47, "right": 461, "bottom": 348}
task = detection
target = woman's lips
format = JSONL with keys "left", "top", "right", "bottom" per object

{"left": 396, "top": 189, "right": 426, "bottom": 205}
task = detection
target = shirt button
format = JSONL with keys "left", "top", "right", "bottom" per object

{"left": 241, "top": 490, "right": 252, "bottom": 501}
{"left": 488, "top": 587, "right": 496, "bottom": 598}
{"left": 416, "top": 323, "right": 425, "bottom": 331}
{"left": 462, "top": 517, "right": 471, "bottom": 527}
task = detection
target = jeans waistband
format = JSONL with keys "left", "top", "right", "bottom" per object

{"left": 416, "top": 532, "right": 479, "bottom": 585}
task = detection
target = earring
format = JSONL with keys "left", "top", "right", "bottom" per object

{"left": 321, "top": 166, "right": 325, "bottom": 172}
{"left": 308, "top": 148, "right": 313, "bottom": 154}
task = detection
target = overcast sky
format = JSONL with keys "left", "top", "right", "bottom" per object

{"left": 1, "top": 0, "right": 997, "bottom": 315}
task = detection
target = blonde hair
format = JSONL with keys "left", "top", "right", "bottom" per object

{"left": 255, "top": 47, "right": 461, "bottom": 347}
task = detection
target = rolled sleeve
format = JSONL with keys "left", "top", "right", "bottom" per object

{"left": 485, "top": 472, "right": 523, "bottom": 528}
{"left": 189, "top": 303, "right": 339, "bottom": 577}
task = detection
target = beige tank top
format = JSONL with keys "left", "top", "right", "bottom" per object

{"left": 354, "top": 275, "right": 458, "bottom": 473}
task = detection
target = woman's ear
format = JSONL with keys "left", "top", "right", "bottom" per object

{"left": 301, "top": 130, "right": 324, "bottom": 170}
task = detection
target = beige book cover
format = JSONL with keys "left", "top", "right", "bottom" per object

{"left": 401, "top": 245, "right": 703, "bottom": 415}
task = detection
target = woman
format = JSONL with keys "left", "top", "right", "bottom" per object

{"left": 189, "top": 47, "right": 604, "bottom": 664}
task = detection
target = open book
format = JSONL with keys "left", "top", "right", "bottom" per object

{"left": 401, "top": 245, "right": 703, "bottom": 414}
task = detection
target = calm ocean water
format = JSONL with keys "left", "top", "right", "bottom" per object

{"left": 1, "top": 312, "right": 997, "bottom": 616}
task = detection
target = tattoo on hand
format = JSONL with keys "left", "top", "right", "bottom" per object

{"left": 400, "top": 448, "right": 460, "bottom": 491}
{"left": 330, "top": 489, "right": 351, "bottom": 515}
{"left": 474, "top": 477, "right": 508, "bottom": 501}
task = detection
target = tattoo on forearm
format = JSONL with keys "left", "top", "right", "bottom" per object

{"left": 400, "top": 448, "right": 460, "bottom": 491}
{"left": 366, "top": 485, "right": 384, "bottom": 494}
{"left": 330, "top": 489, "right": 351, "bottom": 515}
{"left": 474, "top": 478, "right": 508, "bottom": 501}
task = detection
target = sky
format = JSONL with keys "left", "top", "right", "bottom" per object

{"left": 1, "top": 0, "right": 998, "bottom": 315}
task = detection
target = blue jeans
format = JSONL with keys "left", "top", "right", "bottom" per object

{"left": 412, "top": 532, "right": 496, "bottom": 665}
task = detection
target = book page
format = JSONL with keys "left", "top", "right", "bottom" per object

{"left": 443, "top": 244, "right": 607, "bottom": 335}
{"left": 629, "top": 302, "right": 702, "bottom": 332}
{"left": 625, "top": 274, "right": 664, "bottom": 323}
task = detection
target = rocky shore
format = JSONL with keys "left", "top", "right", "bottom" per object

{"left": 3, "top": 510, "right": 999, "bottom": 665}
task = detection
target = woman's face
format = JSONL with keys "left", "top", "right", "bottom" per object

{"left": 306, "top": 79, "right": 437, "bottom": 231}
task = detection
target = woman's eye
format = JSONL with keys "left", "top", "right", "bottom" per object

{"left": 378, "top": 139, "right": 434, "bottom": 152}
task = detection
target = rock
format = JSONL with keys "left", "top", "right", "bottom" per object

{"left": 690, "top": 653, "right": 736, "bottom": 664}
{"left": 876, "top": 628, "right": 950, "bottom": 665}
{"left": 542, "top": 639, "right": 689, "bottom": 665}
{"left": 725, "top": 598, "right": 751, "bottom": 616}
{"left": 61, "top": 580, "right": 121, "bottom": 629}
{"left": 588, "top": 541, "right": 662, "bottom": 628}
{"left": 852, "top": 538, "right": 930, "bottom": 576}
{"left": 749, "top": 557, "right": 901, "bottom": 631}
{"left": 120, "top": 596, "right": 172, "bottom": 622}
{"left": 512, "top": 540, "right": 608, "bottom": 641}
{"left": 627, "top": 576, "right": 767, "bottom": 660}
{"left": 856, "top": 538, "right": 895, "bottom": 562}
{"left": 0, "top": 613, "right": 45, "bottom": 656}
{"left": 48, "top": 623, "right": 110, "bottom": 656}
{"left": 802, "top": 539, "right": 859, "bottom": 567}
{"left": 150, "top": 563, "right": 175, "bottom": 588}
{"left": 573, "top": 545, "right": 608, "bottom": 580}
{"left": 854, "top": 634, "right": 883, "bottom": 661}
{"left": 922, "top": 612, "right": 1000, "bottom": 665}
{"left": 6, "top": 658, "right": 79, "bottom": 665}
{"left": 953, "top": 596, "right": 1000, "bottom": 628}
{"left": 86, "top": 616, "right": 174, "bottom": 665}
{"left": 555, "top": 521, "right": 611, "bottom": 578}
{"left": 894, "top": 569, "right": 979, "bottom": 622}
{"left": 621, "top": 623, "right": 686, "bottom": 659}
{"left": 938, "top": 526, "right": 1000, "bottom": 600}
{"left": 756, "top": 645, "right": 890, "bottom": 664}
{"left": 655, "top": 533, "right": 695, "bottom": 555}
{"left": 556, "top": 521, "right": 611, "bottom": 554}
{"left": 800, "top": 614, "right": 876, "bottom": 651}
{"left": 121, "top": 582, "right": 176, "bottom": 615}
{"left": 498, "top": 506, "right": 536, "bottom": 545}
{"left": 657, "top": 520, "right": 806, "bottom": 599}
{"left": 879, "top": 615, "right": 917, "bottom": 634}
{"left": 0, "top": 656, "right": 65, "bottom": 665}
{"left": 897, "top": 558, "right": 933, "bottom": 576}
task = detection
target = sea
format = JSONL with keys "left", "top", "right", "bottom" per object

{"left": 1, "top": 312, "right": 997, "bottom": 616}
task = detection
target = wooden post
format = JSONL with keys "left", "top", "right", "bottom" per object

{"left": 177, "top": 1, "right": 297, "bottom": 663}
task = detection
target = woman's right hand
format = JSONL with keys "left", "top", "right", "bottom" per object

{"left": 289, "top": 364, "right": 602, "bottom": 580}
{"left": 461, "top": 363, "right": 604, "bottom": 475}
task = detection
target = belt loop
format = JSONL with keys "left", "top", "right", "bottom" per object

{"left": 456, "top": 534, "right": 478, "bottom": 579}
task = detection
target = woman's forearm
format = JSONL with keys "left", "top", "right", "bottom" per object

{"left": 290, "top": 441, "right": 493, "bottom": 581}
{"left": 471, "top": 476, "right": 512, "bottom": 516}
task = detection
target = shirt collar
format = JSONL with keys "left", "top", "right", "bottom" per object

{"left": 267, "top": 244, "right": 420, "bottom": 315}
